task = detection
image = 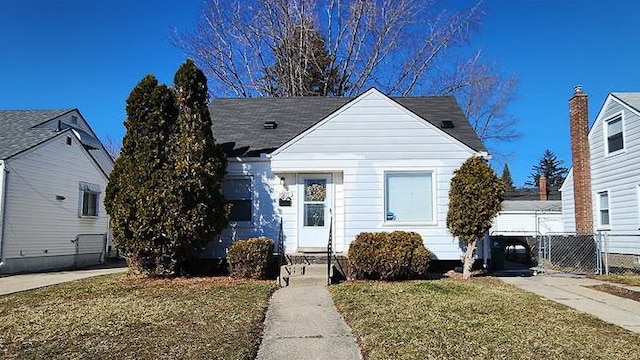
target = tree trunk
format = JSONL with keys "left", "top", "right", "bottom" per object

{"left": 462, "top": 239, "right": 477, "bottom": 280}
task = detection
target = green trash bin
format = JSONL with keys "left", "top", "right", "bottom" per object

{"left": 490, "top": 237, "right": 505, "bottom": 271}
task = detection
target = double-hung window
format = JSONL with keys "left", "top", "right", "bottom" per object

{"left": 385, "top": 171, "right": 434, "bottom": 223}
{"left": 598, "top": 191, "right": 610, "bottom": 228}
{"left": 606, "top": 115, "right": 624, "bottom": 154}
{"left": 79, "top": 182, "right": 100, "bottom": 217}
{"left": 223, "top": 177, "right": 252, "bottom": 223}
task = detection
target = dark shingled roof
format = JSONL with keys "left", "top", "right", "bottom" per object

{"left": 209, "top": 95, "right": 486, "bottom": 157}
{"left": 504, "top": 187, "right": 562, "bottom": 201}
{"left": 0, "top": 109, "right": 74, "bottom": 159}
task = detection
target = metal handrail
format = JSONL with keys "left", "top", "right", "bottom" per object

{"left": 277, "top": 218, "right": 285, "bottom": 286}
{"left": 327, "top": 212, "right": 333, "bottom": 286}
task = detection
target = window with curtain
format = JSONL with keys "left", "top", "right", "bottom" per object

{"left": 385, "top": 171, "right": 433, "bottom": 222}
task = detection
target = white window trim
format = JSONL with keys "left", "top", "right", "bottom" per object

{"left": 382, "top": 169, "right": 437, "bottom": 226}
{"left": 224, "top": 175, "right": 254, "bottom": 226}
{"left": 597, "top": 190, "right": 611, "bottom": 230}
{"left": 78, "top": 181, "right": 101, "bottom": 218}
{"left": 604, "top": 112, "right": 625, "bottom": 156}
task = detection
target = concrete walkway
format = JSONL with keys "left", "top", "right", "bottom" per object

{"left": 0, "top": 264, "right": 128, "bottom": 296}
{"left": 256, "top": 264, "right": 362, "bottom": 360}
{"left": 500, "top": 274, "right": 640, "bottom": 333}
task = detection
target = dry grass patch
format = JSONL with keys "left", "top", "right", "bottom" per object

{"left": 0, "top": 273, "right": 276, "bottom": 359}
{"left": 330, "top": 278, "right": 640, "bottom": 360}
{"left": 589, "top": 272, "right": 640, "bottom": 287}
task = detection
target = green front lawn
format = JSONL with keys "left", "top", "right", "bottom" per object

{"left": 330, "top": 278, "right": 640, "bottom": 359}
{"left": 0, "top": 274, "right": 276, "bottom": 359}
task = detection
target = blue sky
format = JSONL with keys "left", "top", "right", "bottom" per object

{"left": 1, "top": 0, "right": 638, "bottom": 186}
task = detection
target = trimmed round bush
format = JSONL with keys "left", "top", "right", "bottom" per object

{"left": 348, "top": 231, "right": 432, "bottom": 281}
{"left": 227, "top": 237, "right": 275, "bottom": 279}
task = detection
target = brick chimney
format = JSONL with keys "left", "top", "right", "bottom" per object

{"left": 569, "top": 85, "right": 593, "bottom": 234}
{"left": 539, "top": 175, "right": 548, "bottom": 201}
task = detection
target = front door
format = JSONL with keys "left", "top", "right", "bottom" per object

{"left": 298, "top": 174, "right": 333, "bottom": 250}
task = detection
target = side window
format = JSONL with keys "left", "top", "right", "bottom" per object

{"left": 79, "top": 182, "right": 101, "bottom": 217}
{"left": 223, "top": 177, "right": 252, "bottom": 222}
{"left": 598, "top": 191, "right": 610, "bottom": 228}
{"left": 606, "top": 115, "right": 624, "bottom": 154}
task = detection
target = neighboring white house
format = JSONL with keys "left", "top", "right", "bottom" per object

{"left": 561, "top": 88, "right": 640, "bottom": 264}
{"left": 492, "top": 200, "right": 562, "bottom": 238}
{"left": 199, "top": 88, "right": 488, "bottom": 261}
{"left": 0, "top": 109, "right": 113, "bottom": 273}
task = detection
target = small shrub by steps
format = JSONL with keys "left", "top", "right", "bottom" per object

{"left": 227, "top": 237, "right": 276, "bottom": 279}
{"left": 348, "top": 231, "right": 432, "bottom": 281}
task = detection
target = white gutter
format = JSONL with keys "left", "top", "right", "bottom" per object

{"left": 0, "top": 160, "right": 8, "bottom": 269}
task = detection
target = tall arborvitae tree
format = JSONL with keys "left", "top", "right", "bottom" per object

{"left": 265, "top": 21, "right": 347, "bottom": 96}
{"left": 447, "top": 156, "right": 505, "bottom": 279}
{"left": 526, "top": 149, "right": 568, "bottom": 188}
{"left": 167, "top": 59, "right": 229, "bottom": 268}
{"left": 105, "top": 61, "right": 228, "bottom": 276}
{"left": 501, "top": 164, "right": 514, "bottom": 190}
{"left": 105, "top": 75, "right": 179, "bottom": 275}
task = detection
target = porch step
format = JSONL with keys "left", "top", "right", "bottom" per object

{"left": 280, "top": 264, "right": 328, "bottom": 287}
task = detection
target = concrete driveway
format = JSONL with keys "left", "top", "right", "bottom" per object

{"left": 500, "top": 274, "right": 640, "bottom": 333}
{"left": 0, "top": 264, "right": 128, "bottom": 296}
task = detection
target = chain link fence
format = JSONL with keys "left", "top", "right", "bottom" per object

{"left": 537, "top": 233, "right": 640, "bottom": 275}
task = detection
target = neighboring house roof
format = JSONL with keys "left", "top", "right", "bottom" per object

{"left": 611, "top": 93, "right": 640, "bottom": 113}
{"left": 0, "top": 109, "right": 74, "bottom": 159}
{"left": 209, "top": 93, "right": 486, "bottom": 157}
{"left": 501, "top": 200, "right": 561, "bottom": 212}
{"left": 504, "top": 187, "right": 562, "bottom": 201}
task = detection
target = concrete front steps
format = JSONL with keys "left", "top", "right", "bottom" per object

{"left": 279, "top": 253, "right": 348, "bottom": 287}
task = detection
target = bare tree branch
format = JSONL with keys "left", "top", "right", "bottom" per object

{"left": 175, "top": 0, "right": 519, "bottom": 150}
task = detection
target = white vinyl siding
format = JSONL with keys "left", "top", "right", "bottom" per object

{"left": 270, "top": 89, "right": 477, "bottom": 259}
{"left": 560, "top": 170, "right": 576, "bottom": 232}
{"left": 598, "top": 191, "right": 610, "bottom": 229}
{"left": 589, "top": 96, "right": 640, "bottom": 238}
{"left": 2, "top": 134, "right": 108, "bottom": 260}
{"left": 384, "top": 171, "right": 434, "bottom": 223}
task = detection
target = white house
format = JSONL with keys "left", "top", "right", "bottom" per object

{"left": 491, "top": 200, "right": 562, "bottom": 238}
{"left": 0, "top": 109, "right": 113, "bottom": 273}
{"left": 199, "top": 88, "right": 488, "bottom": 261}
{"left": 561, "top": 87, "right": 640, "bottom": 267}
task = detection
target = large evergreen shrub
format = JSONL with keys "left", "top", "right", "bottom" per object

{"left": 105, "top": 61, "right": 229, "bottom": 277}
{"left": 447, "top": 156, "right": 505, "bottom": 279}
{"left": 227, "top": 238, "right": 276, "bottom": 279}
{"left": 348, "top": 231, "right": 432, "bottom": 281}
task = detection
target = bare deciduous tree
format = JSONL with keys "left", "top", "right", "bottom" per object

{"left": 101, "top": 134, "right": 121, "bottom": 159}
{"left": 176, "top": 0, "right": 519, "bottom": 145}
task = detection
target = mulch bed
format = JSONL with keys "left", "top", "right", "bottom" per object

{"left": 587, "top": 284, "right": 640, "bottom": 302}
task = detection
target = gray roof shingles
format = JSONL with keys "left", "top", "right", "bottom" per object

{"left": 0, "top": 109, "right": 73, "bottom": 159}
{"left": 611, "top": 92, "right": 640, "bottom": 113}
{"left": 209, "top": 95, "right": 486, "bottom": 157}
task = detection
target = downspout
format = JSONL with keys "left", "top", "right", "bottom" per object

{"left": 0, "top": 161, "right": 8, "bottom": 270}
